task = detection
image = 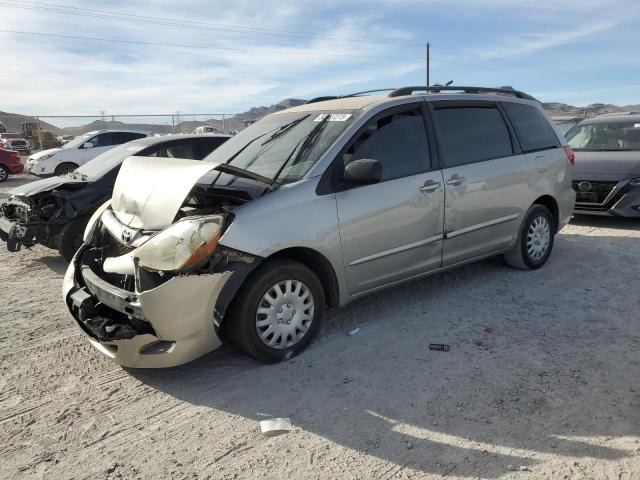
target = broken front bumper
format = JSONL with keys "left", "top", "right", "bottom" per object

{"left": 0, "top": 214, "right": 33, "bottom": 252}
{"left": 63, "top": 257, "right": 232, "bottom": 368}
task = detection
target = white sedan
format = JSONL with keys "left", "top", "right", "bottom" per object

{"left": 27, "top": 129, "right": 149, "bottom": 176}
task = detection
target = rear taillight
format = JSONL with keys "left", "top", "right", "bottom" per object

{"left": 563, "top": 146, "right": 575, "bottom": 165}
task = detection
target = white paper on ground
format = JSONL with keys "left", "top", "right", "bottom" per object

{"left": 260, "top": 418, "right": 292, "bottom": 436}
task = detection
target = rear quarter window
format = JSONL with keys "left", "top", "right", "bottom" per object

{"left": 503, "top": 102, "right": 559, "bottom": 152}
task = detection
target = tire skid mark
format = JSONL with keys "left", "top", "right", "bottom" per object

{"left": 0, "top": 400, "right": 52, "bottom": 424}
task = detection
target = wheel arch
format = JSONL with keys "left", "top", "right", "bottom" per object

{"left": 268, "top": 247, "right": 340, "bottom": 311}
{"left": 533, "top": 194, "right": 559, "bottom": 231}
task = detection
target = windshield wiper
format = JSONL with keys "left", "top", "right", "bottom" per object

{"left": 214, "top": 164, "right": 280, "bottom": 189}
{"left": 273, "top": 114, "right": 331, "bottom": 181}
{"left": 260, "top": 114, "right": 310, "bottom": 146}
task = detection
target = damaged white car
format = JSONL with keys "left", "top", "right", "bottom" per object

{"left": 63, "top": 87, "right": 575, "bottom": 367}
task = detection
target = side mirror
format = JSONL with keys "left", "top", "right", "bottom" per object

{"left": 342, "top": 158, "right": 382, "bottom": 185}
{"left": 82, "top": 142, "right": 94, "bottom": 149}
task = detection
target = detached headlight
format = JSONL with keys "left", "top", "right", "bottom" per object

{"left": 135, "top": 215, "right": 224, "bottom": 272}
{"left": 629, "top": 178, "right": 640, "bottom": 187}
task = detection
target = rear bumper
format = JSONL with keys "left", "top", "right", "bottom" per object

{"left": 557, "top": 187, "right": 576, "bottom": 230}
{"left": 63, "top": 255, "right": 231, "bottom": 368}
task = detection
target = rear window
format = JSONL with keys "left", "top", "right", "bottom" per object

{"left": 503, "top": 102, "right": 559, "bottom": 152}
{"left": 433, "top": 106, "right": 513, "bottom": 167}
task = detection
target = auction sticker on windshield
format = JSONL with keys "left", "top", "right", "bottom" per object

{"left": 314, "top": 113, "right": 352, "bottom": 122}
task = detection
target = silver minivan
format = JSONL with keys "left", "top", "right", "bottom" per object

{"left": 63, "top": 86, "right": 576, "bottom": 368}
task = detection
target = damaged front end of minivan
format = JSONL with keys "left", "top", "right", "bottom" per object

{"left": 63, "top": 157, "right": 266, "bottom": 367}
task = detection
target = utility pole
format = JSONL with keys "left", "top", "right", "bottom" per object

{"left": 425, "top": 42, "right": 430, "bottom": 87}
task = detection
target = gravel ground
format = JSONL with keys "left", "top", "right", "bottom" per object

{"left": 1, "top": 173, "right": 639, "bottom": 479}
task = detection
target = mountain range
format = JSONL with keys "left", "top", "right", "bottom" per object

{"left": 1, "top": 98, "right": 638, "bottom": 137}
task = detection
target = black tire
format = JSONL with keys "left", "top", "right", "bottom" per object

{"left": 226, "top": 259, "right": 325, "bottom": 363}
{"left": 0, "top": 164, "right": 8, "bottom": 182}
{"left": 54, "top": 162, "right": 79, "bottom": 176}
{"left": 58, "top": 216, "right": 89, "bottom": 262}
{"left": 504, "top": 204, "right": 555, "bottom": 270}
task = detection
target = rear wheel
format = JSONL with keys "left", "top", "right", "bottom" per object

{"left": 0, "top": 165, "right": 8, "bottom": 182}
{"left": 504, "top": 204, "right": 555, "bottom": 270}
{"left": 58, "top": 216, "right": 89, "bottom": 262}
{"left": 54, "top": 162, "right": 78, "bottom": 176}
{"left": 227, "top": 259, "right": 325, "bottom": 363}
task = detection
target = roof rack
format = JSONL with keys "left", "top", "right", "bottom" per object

{"left": 388, "top": 85, "right": 536, "bottom": 101}
{"left": 594, "top": 111, "right": 640, "bottom": 117}
{"left": 305, "top": 88, "right": 397, "bottom": 105}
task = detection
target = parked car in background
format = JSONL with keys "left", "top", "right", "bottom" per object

{"left": 26, "top": 129, "right": 150, "bottom": 176}
{"left": 194, "top": 126, "right": 218, "bottom": 134}
{"left": 0, "top": 148, "right": 24, "bottom": 182}
{"left": 0, "top": 132, "right": 30, "bottom": 155}
{"left": 0, "top": 134, "right": 230, "bottom": 261}
{"left": 567, "top": 112, "right": 640, "bottom": 216}
{"left": 63, "top": 85, "right": 575, "bottom": 368}
{"left": 552, "top": 116, "right": 583, "bottom": 137}
{"left": 57, "top": 135, "right": 75, "bottom": 145}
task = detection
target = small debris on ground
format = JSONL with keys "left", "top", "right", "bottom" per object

{"left": 429, "top": 343, "right": 450, "bottom": 352}
{"left": 483, "top": 327, "right": 495, "bottom": 333}
{"left": 348, "top": 327, "right": 361, "bottom": 336}
{"left": 260, "top": 418, "right": 292, "bottom": 437}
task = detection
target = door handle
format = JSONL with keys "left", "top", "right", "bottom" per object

{"left": 420, "top": 180, "right": 441, "bottom": 193}
{"left": 446, "top": 174, "right": 465, "bottom": 186}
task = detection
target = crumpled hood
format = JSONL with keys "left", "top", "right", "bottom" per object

{"left": 29, "top": 148, "right": 61, "bottom": 160}
{"left": 573, "top": 150, "right": 640, "bottom": 177}
{"left": 8, "top": 175, "right": 83, "bottom": 197}
{"left": 111, "top": 156, "right": 219, "bottom": 230}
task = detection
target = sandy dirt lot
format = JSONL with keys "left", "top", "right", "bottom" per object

{"left": 1, "top": 173, "right": 639, "bottom": 479}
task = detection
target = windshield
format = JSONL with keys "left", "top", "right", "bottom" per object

{"left": 567, "top": 121, "right": 640, "bottom": 151}
{"left": 62, "top": 132, "right": 93, "bottom": 150}
{"left": 73, "top": 143, "right": 146, "bottom": 179}
{"left": 203, "top": 110, "right": 360, "bottom": 184}
{"left": 553, "top": 120, "right": 580, "bottom": 137}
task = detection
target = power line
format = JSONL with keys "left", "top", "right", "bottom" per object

{"left": 0, "top": 29, "right": 420, "bottom": 60}
{"left": 0, "top": 1, "right": 424, "bottom": 48}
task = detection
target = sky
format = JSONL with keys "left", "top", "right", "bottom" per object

{"left": 1, "top": 0, "right": 639, "bottom": 117}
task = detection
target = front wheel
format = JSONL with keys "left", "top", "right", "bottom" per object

{"left": 54, "top": 162, "right": 79, "bottom": 176}
{"left": 58, "top": 216, "right": 89, "bottom": 262}
{"left": 0, "top": 165, "right": 8, "bottom": 182}
{"left": 227, "top": 259, "right": 325, "bottom": 363}
{"left": 504, "top": 204, "right": 555, "bottom": 270}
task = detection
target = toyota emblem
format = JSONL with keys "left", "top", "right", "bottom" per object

{"left": 577, "top": 181, "right": 592, "bottom": 192}
{"left": 121, "top": 229, "right": 133, "bottom": 243}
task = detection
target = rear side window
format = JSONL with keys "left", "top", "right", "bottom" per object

{"left": 503, "top": 102, "right": 559, "bottom": 152}
{"left": 197, "top": 137, "right": 229, "bottom": 158}
{"left": 342, "top": 107, "right": 429, "bottom": 181}
{"left": 433, "top": 106, "right": 513, "bottom": 167}
{"left": 111, "top": 132, "right": 147, "bottom": 145}
{"left": 148, "top": 142, "right": 196, "bottom": 159}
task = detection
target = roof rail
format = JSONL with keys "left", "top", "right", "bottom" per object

{"left": 594, "top": 111, "right": 640, "bottom": 117}
{"left": 305, "top": 96, "right": 339, "bottom": 104}
{"left": 305, "top": 88, "right": 397, "bottom": 105}
{"left": 388, "top": 85, "right": 537, "bottom": 101}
